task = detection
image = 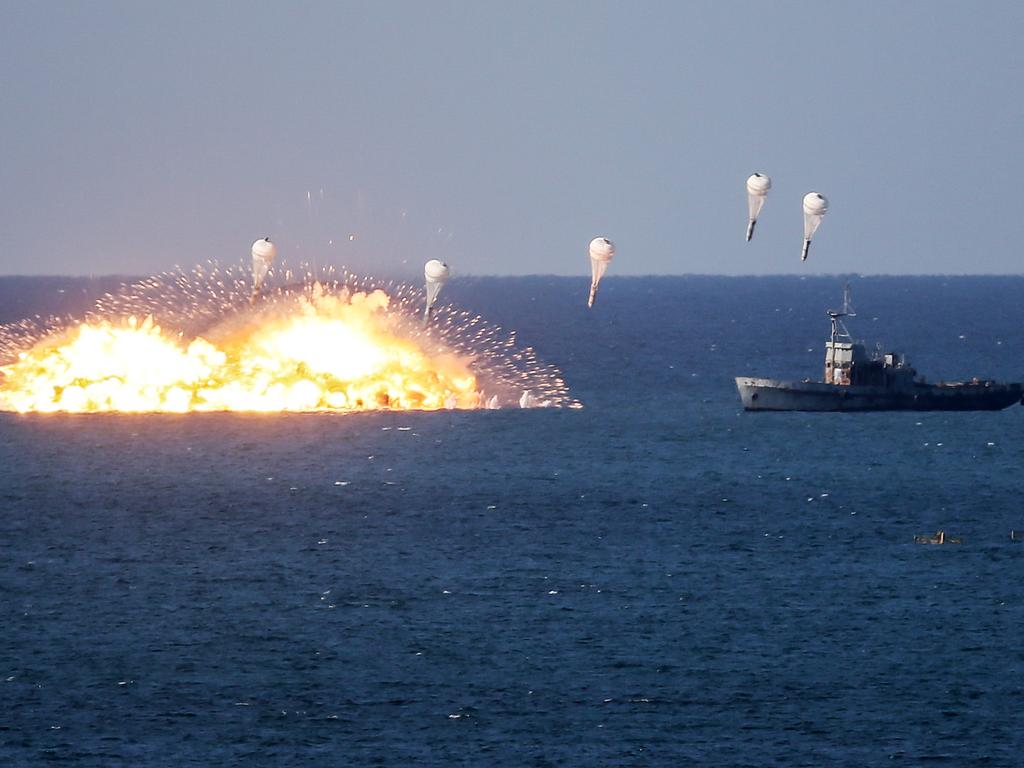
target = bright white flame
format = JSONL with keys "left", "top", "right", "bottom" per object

{"left": 0, "top": 288, "right": 482, "bottom": 413}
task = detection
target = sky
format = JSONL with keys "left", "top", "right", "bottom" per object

{"left": 1, "top": 1, "right": 1022, "bottom": 278}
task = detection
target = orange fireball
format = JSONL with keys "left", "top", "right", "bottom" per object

{"left": 0, "top": 287, "right": 480, "bottom": 413}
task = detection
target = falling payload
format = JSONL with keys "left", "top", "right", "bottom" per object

{"left": 587, "top": 237, "right": 615, "bottom": 308}
{"left": 251, "top": 237, "right": 278, "bottom": 300}
{"left": 745, "top": 173, "right": 771, "bottom": 241}
{"left": 801, "top": 192, "right": 829, "bottom": 262}
{"left": 423, "top": 259, "right": 450, "bottom": 324}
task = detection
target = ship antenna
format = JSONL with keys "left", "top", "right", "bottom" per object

{"left": 827, "top": 281, "right": 856, "bottom": 343}
{"left": 841, "top": 281, "right": 855, "bottom": 317}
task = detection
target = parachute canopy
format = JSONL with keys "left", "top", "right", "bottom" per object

{"left": 251, "top": 237, "right": 278, "bottom": 293}
{"left": 801, "top": 192, "right": 829, "bottom": 262}
{"left": 423, "top": 259, "right": 450, "bottom": 323}
{"left": 745, "top": 173, "right": 771, "bottom": 241}
{"left": 587, "top": 237, "right": 615, "bottom": 308}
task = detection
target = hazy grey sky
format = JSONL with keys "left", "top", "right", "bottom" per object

{"left": 2, "top": 1, "right": 1021, "bottom": 277}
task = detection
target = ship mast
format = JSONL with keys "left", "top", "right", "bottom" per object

{"left": 826, "top": 283, "right": 856, "bottom": 381}
{"left": 827, "top": 282, "right": 855, "bottom": 343}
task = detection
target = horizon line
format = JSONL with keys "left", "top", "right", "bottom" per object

{"left": 3, "top": 271, "right": 1024, "bottom": 280}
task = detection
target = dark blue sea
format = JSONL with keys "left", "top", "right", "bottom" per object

{"left": 2, "top": 275, "right": 1023, "bottom": 767}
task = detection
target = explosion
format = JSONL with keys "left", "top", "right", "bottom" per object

{"left": 0, "top": 264, "right": 576, "bottom": 414}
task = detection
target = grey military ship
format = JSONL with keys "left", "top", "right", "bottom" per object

{"left": 736, "top": 287, "right": 1024, "bottom": 412}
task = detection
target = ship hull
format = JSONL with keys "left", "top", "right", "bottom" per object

{"left": 735, "top": 377, "right": 1023, "bottom": 412}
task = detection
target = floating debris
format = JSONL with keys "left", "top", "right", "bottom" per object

{"left": 913, "top": 530, "right": 961, "bottom": 545}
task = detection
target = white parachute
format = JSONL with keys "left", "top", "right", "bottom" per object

{"left": 251, "top": 237, "right": 278, "bottom": 299}
{"left": 745, "top": 173, "right": 771, "bottom": 241}
{"left": 801, "top": 192, "right": 829, "bottom": 262}
{"left": 587, "top": 237, "right": 615, "bottom": 308}
{"left": 423, "top": 259, "right": 450, "bottom": 324}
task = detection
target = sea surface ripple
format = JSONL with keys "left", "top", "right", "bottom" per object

{"left": 2, "top": 275, "right": 1023, "bottom": 766}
